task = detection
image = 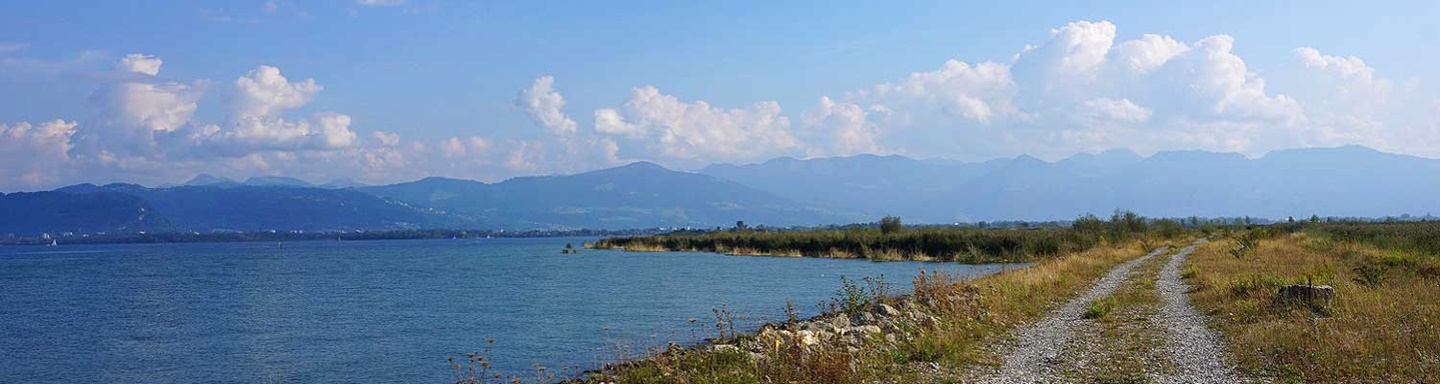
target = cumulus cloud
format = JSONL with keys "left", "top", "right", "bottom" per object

{"left": 1286, "top": 47, "right": 1437, "bottom": 153}
{"left": 91, "top": 81, "right": 204, "bottom": 134}
{"left": 173, "top": 65, "right": 358, "bottom": 156}
{"left": 593, "top": 85, "right": 799, "bottom": 164}
{"left": 75, "top": 54, "right": 206, "bottom": 159}
{"left": 800, "top": 97, "right": 881, "bottom": 156}
{"left": 115, "top": 54, "right": 162, "bottom": 76}
{"left": 438, "top": 136, "right": 491, "bottom": 158}
{"left": 4, "top": 20, "right": 1439, "bottom": 191}
{"left": 800, "top": 20, "right": 1339, "bottom": 159}
{"left": 1080, "top": 98, "right": 1151, "bottom": 123}
{"left": 516, "top": 76, "right": 578, "bottom": 135}
{"left": 0, "top": 120, "right": 77, "bottom": 188}
{"left": 232, "top": 65, "right": 322, "bottom": 119}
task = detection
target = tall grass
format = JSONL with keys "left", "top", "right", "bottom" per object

{"left": 592, "top": 212, "right": 1185, "bottom": 263}
{"left": 1185, "top": 227, "right": 1440, "bottom": 382}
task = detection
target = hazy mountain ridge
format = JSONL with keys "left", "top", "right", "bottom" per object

{"left": 3, "top": 145, "right": 1435, "bottom": 235}
{"left": 702, "top": 145, "right": 1440, "bottom": 222}
{"left": 362, "top": 161, "right": 858, "bottom": 230}
{"left": 3, "top": 162, "right": 851, "bottom": 235}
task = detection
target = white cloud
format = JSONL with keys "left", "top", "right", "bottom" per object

{"left": 373, "top": 131, "right": 401, "bottom": 147}
{"left": 232, "top": 65, "right": 322, "bottom": 119}
{"left": 592, "top": 85, "right": 799, "bottom": 164}
{"left": 802, "top": 20, "right": 1330, "bottom": 159}
{"left": 4, "top": 20, "right": 1440, "bottom": 191}
{"left": 95, "top": 54, "right": 202, "bottom": 134}
{"left": 516, "top": 76, "right": 578, "bottom": 135}
{"left": 115, "top": 54, "right": 163, "bottom": 76}
{"left": 1081, "top": 98, "right": 1151, "bottom": 123}
{"left": 92, "top": 81, "right": 204, "bottom": 134}
{"left": 175, "top": 65, "right": 357, "bottom": 156}
{"left": 800, "top": 96, "right": 881, "bottom": 156}
{"left": 71, "top": 54, "right": 206, "bottom": 161}
{"left": 1296, "top": 47, "right": 1374, "bottom": 80}
{"left": 438, "top": 136, "right": 491, "bottom": 158}
{"left": 0, "top": 120, "right": 77, "bottom": 188}
{"left": 1110, "top": 34, "right": 1188, "bottom": 74}
{"left": 1285, "top": 47, "right": 1437, "bottom": 154}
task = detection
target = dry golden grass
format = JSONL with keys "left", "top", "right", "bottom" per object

{"left": 1185, "top": 232, "right": 1440, "bottom": 383}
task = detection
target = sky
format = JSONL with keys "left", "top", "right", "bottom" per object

{"left": 0, "top": 0, "right": 1437, "bottom": 191}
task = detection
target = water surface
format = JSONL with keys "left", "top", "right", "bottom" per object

{"left": 0, "top": 238, "right": 1015, "bottom": 383}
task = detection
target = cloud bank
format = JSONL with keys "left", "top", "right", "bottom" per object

{"left": 1, "top": 20, "right": 1436, "bottom": 191}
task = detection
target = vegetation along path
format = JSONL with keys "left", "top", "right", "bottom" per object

{"left": 979, "top": 246, "right": 1170, "bottom": 383}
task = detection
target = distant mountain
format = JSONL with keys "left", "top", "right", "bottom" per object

{"left": 363, "top": 161, "right": 856, "bottom": 229}
{"left": 320, "top": 178, "right": 369, "bottom": 189}
{"left": 7, "top": 145, "right": 1435, "bottom": 235}
{"left": 183, "top": 174, "right": 238, "bottom": 187}
{"left": 701, "top": 154, "right": 1013, "bottom": 222}
{"left": 1, "top": 161, "right": 853, "bottom": 235}
{"left": 703, "top": 145, "right": 1440, "bottom": 222}
{"left": 243, "top": 176, "right": 314, "bottom": 188}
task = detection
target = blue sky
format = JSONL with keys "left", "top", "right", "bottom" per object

{"left": 1, "top": 0, "right": 1437, "bottom": 190}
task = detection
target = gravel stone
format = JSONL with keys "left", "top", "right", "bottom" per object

{"left": 1154, "top": 240, "right": 1250, "bottom": 384}
{"left": 979, "top": 246, "right": 1170, "bottom": 384}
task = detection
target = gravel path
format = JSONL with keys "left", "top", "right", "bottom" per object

{"left": 979, "top": 246, "right": 1169, "bottom": 384}
{"left": 1154, "top": 239, "right": 1248, "bottom": 384}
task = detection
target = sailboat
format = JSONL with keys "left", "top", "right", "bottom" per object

{"left": 48, "top": 239, "right": 57, "bottom": 246}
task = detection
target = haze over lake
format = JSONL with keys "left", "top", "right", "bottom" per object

{"left": 1, "top": 238, "right": 1013, "bottom": 383}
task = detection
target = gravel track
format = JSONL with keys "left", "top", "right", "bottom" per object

{"left": 1154, "top": 239, "right": 1249, "bottom": 384}
{"left": 979, "top": 246, "right": 1169, "bottom": 384}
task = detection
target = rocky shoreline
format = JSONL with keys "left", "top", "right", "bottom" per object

{"left": 577, "top": 291, "right": 961, "bottom": 382}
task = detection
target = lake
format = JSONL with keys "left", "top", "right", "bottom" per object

{"left": 0, "top": 238, "right": 1015, "bottom": 383}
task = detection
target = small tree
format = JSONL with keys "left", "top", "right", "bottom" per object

{"left": 734, "top": 220, "right": 747, "bottom": 230}
{"left": 879, "top": 216, "right": 903, "bottom": 234}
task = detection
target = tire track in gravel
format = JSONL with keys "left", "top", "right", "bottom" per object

{"left": 1154, "top": 239, "right": 1250, "bottom": 384}
{"left": 979, "top": 246, "right": 1170, "bottom": 384}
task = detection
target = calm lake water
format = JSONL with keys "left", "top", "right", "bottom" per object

{"left": 1, "top": 238, "right": 1015, "bottom": 383}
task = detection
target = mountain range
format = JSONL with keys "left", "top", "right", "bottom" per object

{"left": 2, "top": 145, "right": 1437, "bottom": 235}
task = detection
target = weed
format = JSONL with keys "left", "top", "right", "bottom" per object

{"left": 832, "top": 276, "right": 871, "bottom": 315}
{"left": 1083, "top": 297, "right": 1117, "bottom": 319}
{"left": 1230, "top": 231, "right": 1258, "bottom": 259}
{"left": 1352, "top": 263, "right": 1386, "bottom": 287}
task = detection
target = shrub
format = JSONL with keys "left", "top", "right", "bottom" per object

{"left": 1353, "top": 262, "right": 1387, "bottom": 287}
{"left": 879, "top": 216, "right": 903, "bottom": 235}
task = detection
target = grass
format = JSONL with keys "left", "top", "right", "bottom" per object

{"left": 581, "top": 238, "right": 1167, "bottom": 383}
{"left": 1083, "top": 297, "right": 1118, "bottom": 320}
{"left": 1184, "top": 226, "right": 1440, "bottom": 382}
